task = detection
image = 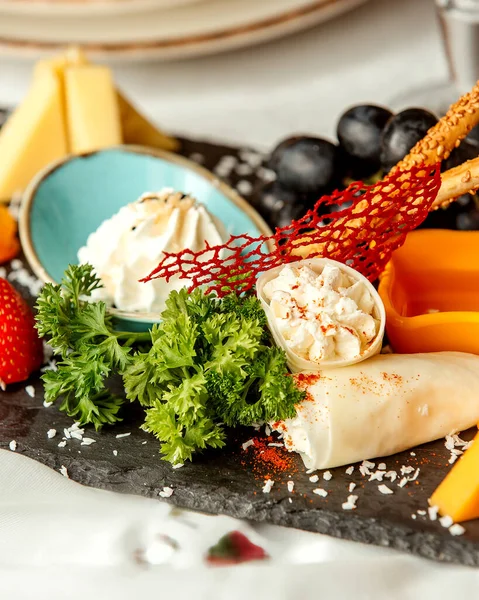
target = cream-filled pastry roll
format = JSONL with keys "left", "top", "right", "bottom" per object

{"left": 273, "top": 352, "right": 479, "bottom": 470}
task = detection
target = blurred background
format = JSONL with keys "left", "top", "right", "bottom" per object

{"left": 0, "top": 0, "right": 452, "bottom": 148}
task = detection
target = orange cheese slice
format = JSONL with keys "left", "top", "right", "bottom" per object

{"left": 0, "top": 205, "right": 20, "bottom": 263}
{"left": 430, "top": 431, "right": 479, "bottom": 522}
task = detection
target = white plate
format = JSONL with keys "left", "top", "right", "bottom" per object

{"left": 0, "top": 0, "right": 204, "bottom": 17}
{"left": 0, "top": 0, "right": 369, "bottom": 62}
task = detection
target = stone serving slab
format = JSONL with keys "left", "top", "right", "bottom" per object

{"left": 1, "top": 133, "right": 478, "bottom": 567}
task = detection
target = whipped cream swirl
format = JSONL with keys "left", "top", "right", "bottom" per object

{"left": 78, "top": 189, "right": 227, "bottom": 313}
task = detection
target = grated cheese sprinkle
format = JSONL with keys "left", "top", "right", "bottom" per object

{"left": 378, "top": 484, "right": 394, "bottom": 495}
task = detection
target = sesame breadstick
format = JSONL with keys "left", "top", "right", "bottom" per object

{"left": 392, "top": 82, "right": 479, "bottom": 173}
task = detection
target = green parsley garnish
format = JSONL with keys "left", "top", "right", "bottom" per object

{"left": 36, "top": 264, "right": 304, "bottom": 464}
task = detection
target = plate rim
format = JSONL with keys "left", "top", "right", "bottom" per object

{"left": 0, "top": 0, "right": 204, "bottom": 17}
{"left": 0, "top": 0, "right": 368, "bottom": 61}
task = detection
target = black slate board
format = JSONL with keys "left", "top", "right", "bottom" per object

{"left": 1, "top": 134, "right": 479, "bottom": 567}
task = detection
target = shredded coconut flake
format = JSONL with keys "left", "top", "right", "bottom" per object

{"left": 385, "top": 471, "right": 397, "bottom": 482}
{"left": 378, "top": 484, "right": 394, "bottom": 495}
{"left": 445, "top": 435, "right": 455, "bottom": 451}
{"left": 449, "top": 524, "right": 466, "bottom": 536}
{"left": 409, "top": 468, "right": 420, "bottom": 482}
{"left": 313, "top": 488, "right": 328, "bottom": 498}
{"left": 262, "top": 479, "right": 274, "bottom": 494}
{"left": 342, "top": 495, "right": 358, "bottom": 510}
{"left": 439, "top": 515, "right": 454, "bottom": 528}
{"left": 159, "top": 486, "right": 174, "bottom": 498}
{"left": 81, "top": 438, "right": 96, "bottom": 446}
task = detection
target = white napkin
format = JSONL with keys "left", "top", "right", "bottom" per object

{"left": 0, "top": 449, "right": 478, "bottom": 600}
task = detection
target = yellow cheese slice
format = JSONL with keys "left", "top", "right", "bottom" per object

{"left": 430, "top": 431, "right": 479, "bottom": 522}
{"left": 63, "top": 47, "right": 178, "bottom": 152}
{"left": 0, "top": 61, "right": 68, "bottom": 202}
{"left": 65, "top": 65, "right": 123, "bottom": 154}
{"left": 118, "top": 91, "right": 179, "bottom": 153}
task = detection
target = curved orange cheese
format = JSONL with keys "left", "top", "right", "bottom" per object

{"left": 430, "top": 432, "right": 479, "bottom": 523}
{"left": 0, "top": 206, "right": 19, "bottom": 263}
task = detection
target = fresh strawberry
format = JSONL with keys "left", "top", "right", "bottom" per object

{"left": 0, "top": 278, "right": 43, "bottom": 387}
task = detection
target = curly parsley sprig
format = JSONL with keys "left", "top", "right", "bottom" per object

{"left": 35, "top": 264, "right": 149, "bottom": 428}
{"left": 35, "top": 264, "right": 305, "bottom": 463}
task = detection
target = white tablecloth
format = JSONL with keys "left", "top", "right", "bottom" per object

{"left": 0, "top": 0, "right": 475, "bottom": 597}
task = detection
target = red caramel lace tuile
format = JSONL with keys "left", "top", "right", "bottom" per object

{"left": 142, "top": 164, "right": 441, "bottom": 296}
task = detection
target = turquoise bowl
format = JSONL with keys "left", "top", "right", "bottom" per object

{"left": 19, "top": 145, "right": 272, "bottom": 331}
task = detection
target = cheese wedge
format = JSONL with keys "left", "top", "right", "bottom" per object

{"left": 430, "top": 432, "right": 479, "bottom": 523}
{"left": 65, "top": 65, "right": 123, "bottom": 154}
{"left": 50, "top": 46, "right": 178, "bottom": 152}
{"left": 118, "top": 91, "right": 179, "bottom": 153}
{"left": 0, "top": 61, "right": 68, "bottom": 202}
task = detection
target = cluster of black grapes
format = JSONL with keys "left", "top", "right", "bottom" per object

{"left": 254, "top": 105, "right": 479, "bottom": 231}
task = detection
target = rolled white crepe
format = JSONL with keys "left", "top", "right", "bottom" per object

{"left": 273, "top": 352, "right": 479, "bottom": 470}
